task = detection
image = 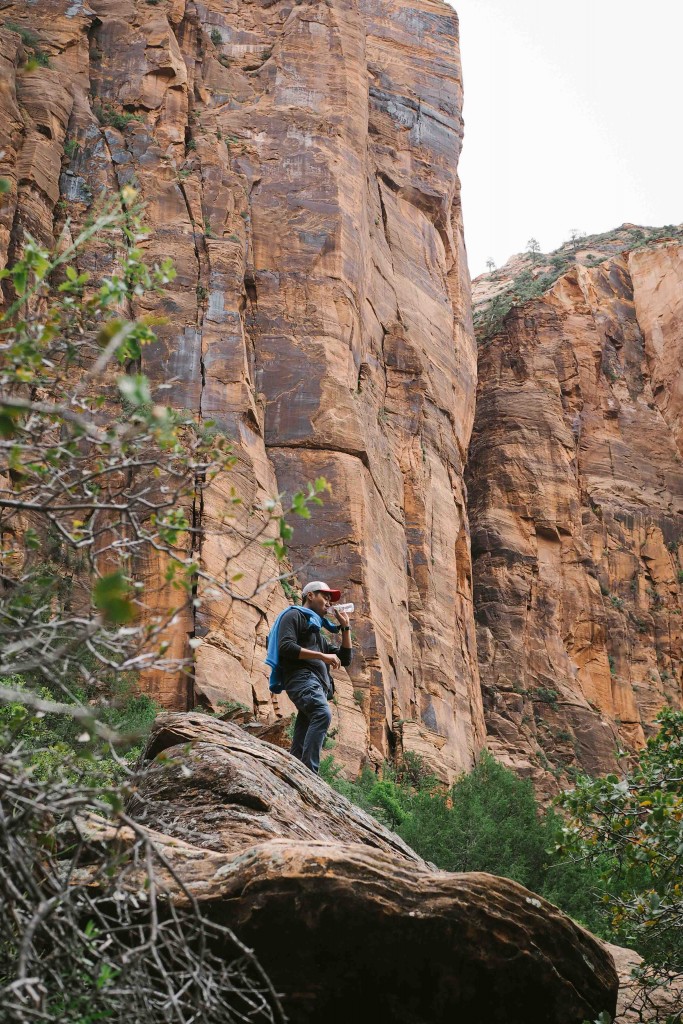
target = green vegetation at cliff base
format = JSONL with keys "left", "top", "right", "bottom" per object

{"left": 0, "top": 672, "right": 159, "bottom": 787}
{"left": 322, "top": 709, "right": 683, "bottom": 982}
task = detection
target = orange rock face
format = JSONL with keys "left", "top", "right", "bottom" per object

{"left": 0, "top": 0, "right": 483, "bottom": 779}
{"left": 469, "top": 242, "right": 683, "bottom": 794}
{"left": 9, "top": 0, "right": 680, "bottom": 793}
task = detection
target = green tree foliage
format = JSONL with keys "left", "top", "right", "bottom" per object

{"left": 0, "top": 671, "right": 158, "bottom": 785}
{"left": 402, "top": 752, "right": 547, "bottom": 884}
{"left": 321, "top": 751, "right": 608, "bottom": 932}
{"left": 558, "top": 707, "right": 683, "bottom": 1000}
{"left": 474, "top": 268, "right": 559, "bottom": 342}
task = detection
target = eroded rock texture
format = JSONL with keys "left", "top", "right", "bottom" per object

{"left": 469, "top": 241, "right": 683, "bottom": 795}
{"left": 0, "top": 0, "right": 482, "bottom": 779}
{"left": 128, "top": 711, "right": 425, "bottom": 860}
{"left": 106, "top": 713, "right": 618, "bottom": 1024}
{"left": 608, "top": 942, "right": 683, "bottom": 1023}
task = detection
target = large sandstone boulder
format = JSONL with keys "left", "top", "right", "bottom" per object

{"left": 120, "top": 713, "right": 619, "bottom": 1023}
{"left": 129, "top": 711, "right": 423, "bottom": 861}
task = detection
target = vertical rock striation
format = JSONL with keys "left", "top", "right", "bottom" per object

{"left": 469, "top": 240, "right": 683, "bottom": 795}
{"left": 250, "top": 0, "right": 482, "bottom": 776}
{"left": 0, "top": 0, "right": 483, "bottom": 778}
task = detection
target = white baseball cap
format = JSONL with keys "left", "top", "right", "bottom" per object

{"left": 302, "top": 580, "right": 342, "bottom": 602}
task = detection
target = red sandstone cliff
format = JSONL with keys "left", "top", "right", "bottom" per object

{"left": 470, "top": 234, "right": 683, "bottom": 795}
{"left": 0, "top": 0, "right": 483, "bottom": 779}
{"left": 5, "top": 1, "right": 682, "bottom": 793}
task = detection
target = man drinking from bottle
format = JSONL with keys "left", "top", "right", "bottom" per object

{"left": 266, "top": 581, "right": 352, "bottom": 773}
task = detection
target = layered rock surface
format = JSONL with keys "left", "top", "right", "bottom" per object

{"left": 469, "top": 239, "right": 683, "bottom": 795}
{"left": 5, "top": 0, "right": 682, "bottom": 796}
{"left": 0, "top": 0, "right": 483, "bottom": 780}
{"left": 110, "top": 713, "right": 619, "bottom": 1023}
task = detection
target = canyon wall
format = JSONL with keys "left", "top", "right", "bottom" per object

{"left": 5, "top": 0, "right": 682, "bottom": 792}
{"left": 469, "top": 241, "right": 683, "bottom": 795}
{"left": 0, "top": 0, "right": 484, "bottom": 778}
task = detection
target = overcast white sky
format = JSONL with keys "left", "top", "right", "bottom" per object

{"left": 453, "top": 0, "right": 683, "bottom": 277}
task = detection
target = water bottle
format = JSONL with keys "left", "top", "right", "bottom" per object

{"left": 332, "top": 603, "right": 354, "bottom": 614}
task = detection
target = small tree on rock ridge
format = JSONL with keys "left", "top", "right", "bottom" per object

{"left": 526, "top": 237, "right": 541, "bottom": 265}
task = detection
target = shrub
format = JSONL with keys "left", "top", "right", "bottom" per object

{"left": 512, "top": 269, "right": 546, "bottom": 302}
{"left": 536, "top": 686, "right": 559, "bottom": 707}
{"left": 93, "top": 102, "right": 142, "bottom": 130}
{"left": 404, "top": 753, "right": 549, "bottom": 887}
{"left": 4, "top": 20, "right": 40, "bottom": 46}
{"left": 0, "top": 672, "right": 159, "bottom": 786}
{"left": 25, "top": 49, "right": 49, "bottom": 68}
{"left": 477, "top": 292, "right": 514, "bottom": 339}
{"left": 324, "top": 751, "right": 589, "bottom": 904}
{"left": 558, "top": 707, "right": 683, "bottom": 998}
{"left": 4, "top": 21, "right": 50, "bottom": 66}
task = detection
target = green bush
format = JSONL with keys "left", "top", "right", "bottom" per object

{"left": 559, "top": 707, "right": 683, "bottom": 973}
{"left": 405, "top": 753, "right": 549, "bottom": 886}
{"left": 321, "top": 750, "right": 615, "bottom": 937}
{"left": 3, "top": 21, "right": 50, "bottom": 66}
{"left": 93, "top": 102, "right": 142, "bottom": 131}
{"left": 0, "top": 672, "right": 159, "bottom": 787}
{"left": 512, "top": 268, "right": 556, "bottom": 302}
{"left": 4, "top": 20, "right": 40, "bottom": 46}
{"left": 25, "top": 50, "right": 50, "bottom": 68}
{"left": 474, "top": 292, "right": 514, "bottom": 340}
{"left": 540, "top": 810, "right": 613, "bottom": 938}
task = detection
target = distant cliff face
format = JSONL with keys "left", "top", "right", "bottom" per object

{"left": 469, "top": 240, "right": 683, "bottom": 795}
{"left": 0, "top": 0, "right": 484, "bottom": 778}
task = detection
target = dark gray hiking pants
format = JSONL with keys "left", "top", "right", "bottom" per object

{"left": 286, "top": 673, "right": 332, "bottom": 774}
